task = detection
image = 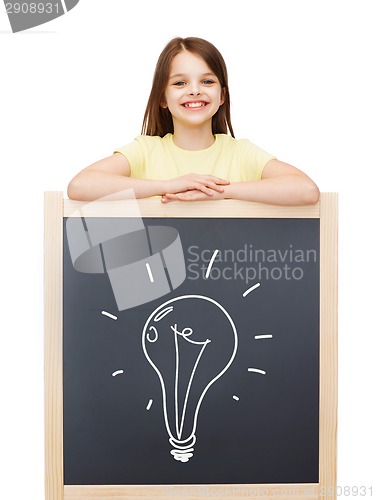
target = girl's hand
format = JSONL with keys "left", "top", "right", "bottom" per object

{"left": 164, "top": 174, "right": 229, "bottom": 197}
{"left": 161, "top": 189, "right": 226, "bottom": 203}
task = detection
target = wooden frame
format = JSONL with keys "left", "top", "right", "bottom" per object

{"left": 44, "top": 192, "right": 337, "bottom": 500}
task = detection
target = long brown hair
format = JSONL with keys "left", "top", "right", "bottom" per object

{"left": 141, "top": 37, "right": 235, "bottom": 138}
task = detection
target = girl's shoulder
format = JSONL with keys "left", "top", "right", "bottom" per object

{"left": 133, "top": 134, "right": 172, "bottom": 145}
{"left": 114, "top": 135, "right": 170, "bottom": 161}
{"left": 128, "top": 134, "right": 172, "bottom": 155}
{"left": 215, "top": 134, "right": 276, "bottom": 162}
{"left": 215, "top": 134, "right": 254, "bottom": 149}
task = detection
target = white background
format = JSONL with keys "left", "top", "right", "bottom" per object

{"left": 1, "top": 0, "right": 375, "bottom": 497}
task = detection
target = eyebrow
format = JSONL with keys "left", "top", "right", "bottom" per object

{"left": 169, "top": 72, "right": 217, "bottom": 80}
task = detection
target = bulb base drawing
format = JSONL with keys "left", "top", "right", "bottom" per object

{"left": 169, "top": 436, "right": 196, "bottom": 463}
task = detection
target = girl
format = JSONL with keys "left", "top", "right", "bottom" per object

{"left": 67, "top": 37, "right": 319, "bottom": 205}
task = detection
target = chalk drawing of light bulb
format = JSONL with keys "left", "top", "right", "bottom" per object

{"left": 142, "top": 295, "right": 238, "bottom": 463}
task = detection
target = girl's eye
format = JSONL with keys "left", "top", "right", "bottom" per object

{"left": 203, "top": 80, "right": 215, "bottom": 85}
{"left": 173, "top": 81, "right": 186, "bottom": 87}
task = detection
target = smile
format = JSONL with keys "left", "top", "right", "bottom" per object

{"left": 182, "top": 101, "right": 208, "bottom": 108}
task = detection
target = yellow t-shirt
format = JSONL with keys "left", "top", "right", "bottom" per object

{"left": 114, "top": 134, "right": 275, "bottom": 183}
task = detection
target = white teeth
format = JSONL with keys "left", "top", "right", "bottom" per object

{"left": 184, "top": 102, "right": 206, "bottom": 108}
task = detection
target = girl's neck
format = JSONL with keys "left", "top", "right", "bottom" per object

{"left": 171, "top": 123, "right": 215, "bottom": 151}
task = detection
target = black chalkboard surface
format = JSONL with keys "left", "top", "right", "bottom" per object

{"left": 63, "top": 217, "right": 320, "bottom": 485}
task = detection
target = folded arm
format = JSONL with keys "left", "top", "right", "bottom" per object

{"left": 67, "top": 153, "right": 228, "bottom": 201}
{"left": 68, "top": 154, "right": 160, "bottom": 200}
{"left": 161, "top": 159, "right": 320, "bottom": 206}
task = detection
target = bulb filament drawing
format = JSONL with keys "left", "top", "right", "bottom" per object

{"left": 142, "top": 295, "right": 238, "bottom": 463}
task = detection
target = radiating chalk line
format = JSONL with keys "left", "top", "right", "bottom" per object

{"left": 242, "top": 282, "right": 261, "bottom": 297}
{"left": 112, "top": 370, "right": 124, "bottom": 377}
{"left": 146, "top": 262, "right": 154, "bottom": 283}
{"left": 205, "top": 249, "right": 219, "bottom": 278}
{"left": 102, "top": 310, "right": 118, "bottom": 320}
{"left": 248, "top": 368, "right": 267, "bottom": 375}
{"left": 254, "top": 334, "right": 273, "bottom": 340}
{"left": 146, "top": 399, "right": 153, "bottom": 411}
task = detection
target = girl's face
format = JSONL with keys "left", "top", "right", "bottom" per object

{"left": 161, "top": 50, "right": 224, "bottom": 132}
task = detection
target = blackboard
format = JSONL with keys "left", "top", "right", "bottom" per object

{"left": 63, "top": 215, "right": 319, "bottom": 485}
{"left": 44, "top": 194, "right": 337, "bottom": 500}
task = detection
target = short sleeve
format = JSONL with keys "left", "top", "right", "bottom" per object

{"left": 113, "top": 139, "right": 145, "bottom": 178}
{"left": 238, "top": 139, "right": 276, "bottom": 181}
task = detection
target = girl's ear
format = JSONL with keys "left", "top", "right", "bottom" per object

{"left": 160, "top": 95, "right": 168, "bottom": 109}
{"left": 220, "top": 87, "right": 226, "bottom": 106}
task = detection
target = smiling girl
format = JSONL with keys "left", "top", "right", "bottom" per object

{"left": 67, "top": 37, "right": 319, "bottom": 205}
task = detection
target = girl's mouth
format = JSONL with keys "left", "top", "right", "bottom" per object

{"left": 182, "top": 101, "right": 208, "bottom": 109}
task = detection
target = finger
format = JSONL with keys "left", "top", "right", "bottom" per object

{"left": 168, "top": 192, "right": 195, "bottom": 201}
{"left": 194, "top": 183, "right": 214, "bottom": 195}
{"left": 203, "top": 176, "right": 230, "bottom": 185}
{"left": 207, "top": 182, "right": 225, "bottom": 192}
{"left": 201, "top": 187, "right": 214, "bottom": 195}
{"left": 195, "top": 178, "right": 226, "bottom": 192}
{"left": 201, "top": 181, "right": 224, "bottom": 193}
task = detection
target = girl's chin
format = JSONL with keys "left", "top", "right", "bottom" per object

{"left": 173, "top": 112, "right": 215, "bottom": 127}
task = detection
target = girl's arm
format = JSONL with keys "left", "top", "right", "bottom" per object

{"left": 68, "top": 154, "right": 164, "bottom": 201}
{"left": 67, "top": 154, "right": 228, "bottom": 201}
{"left": 162, "top": 159, "right": 320, "bottom": 206}
{"left": 223, "top": 159, "right": 320, "bottom": 205}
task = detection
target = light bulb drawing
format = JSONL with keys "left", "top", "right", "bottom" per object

{"left": 142, "top": 295, "right": 238, "bottom": 463}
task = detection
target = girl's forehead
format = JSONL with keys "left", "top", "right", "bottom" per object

{"left": 169, "top": 50, "right": 213, "bottom": 75}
